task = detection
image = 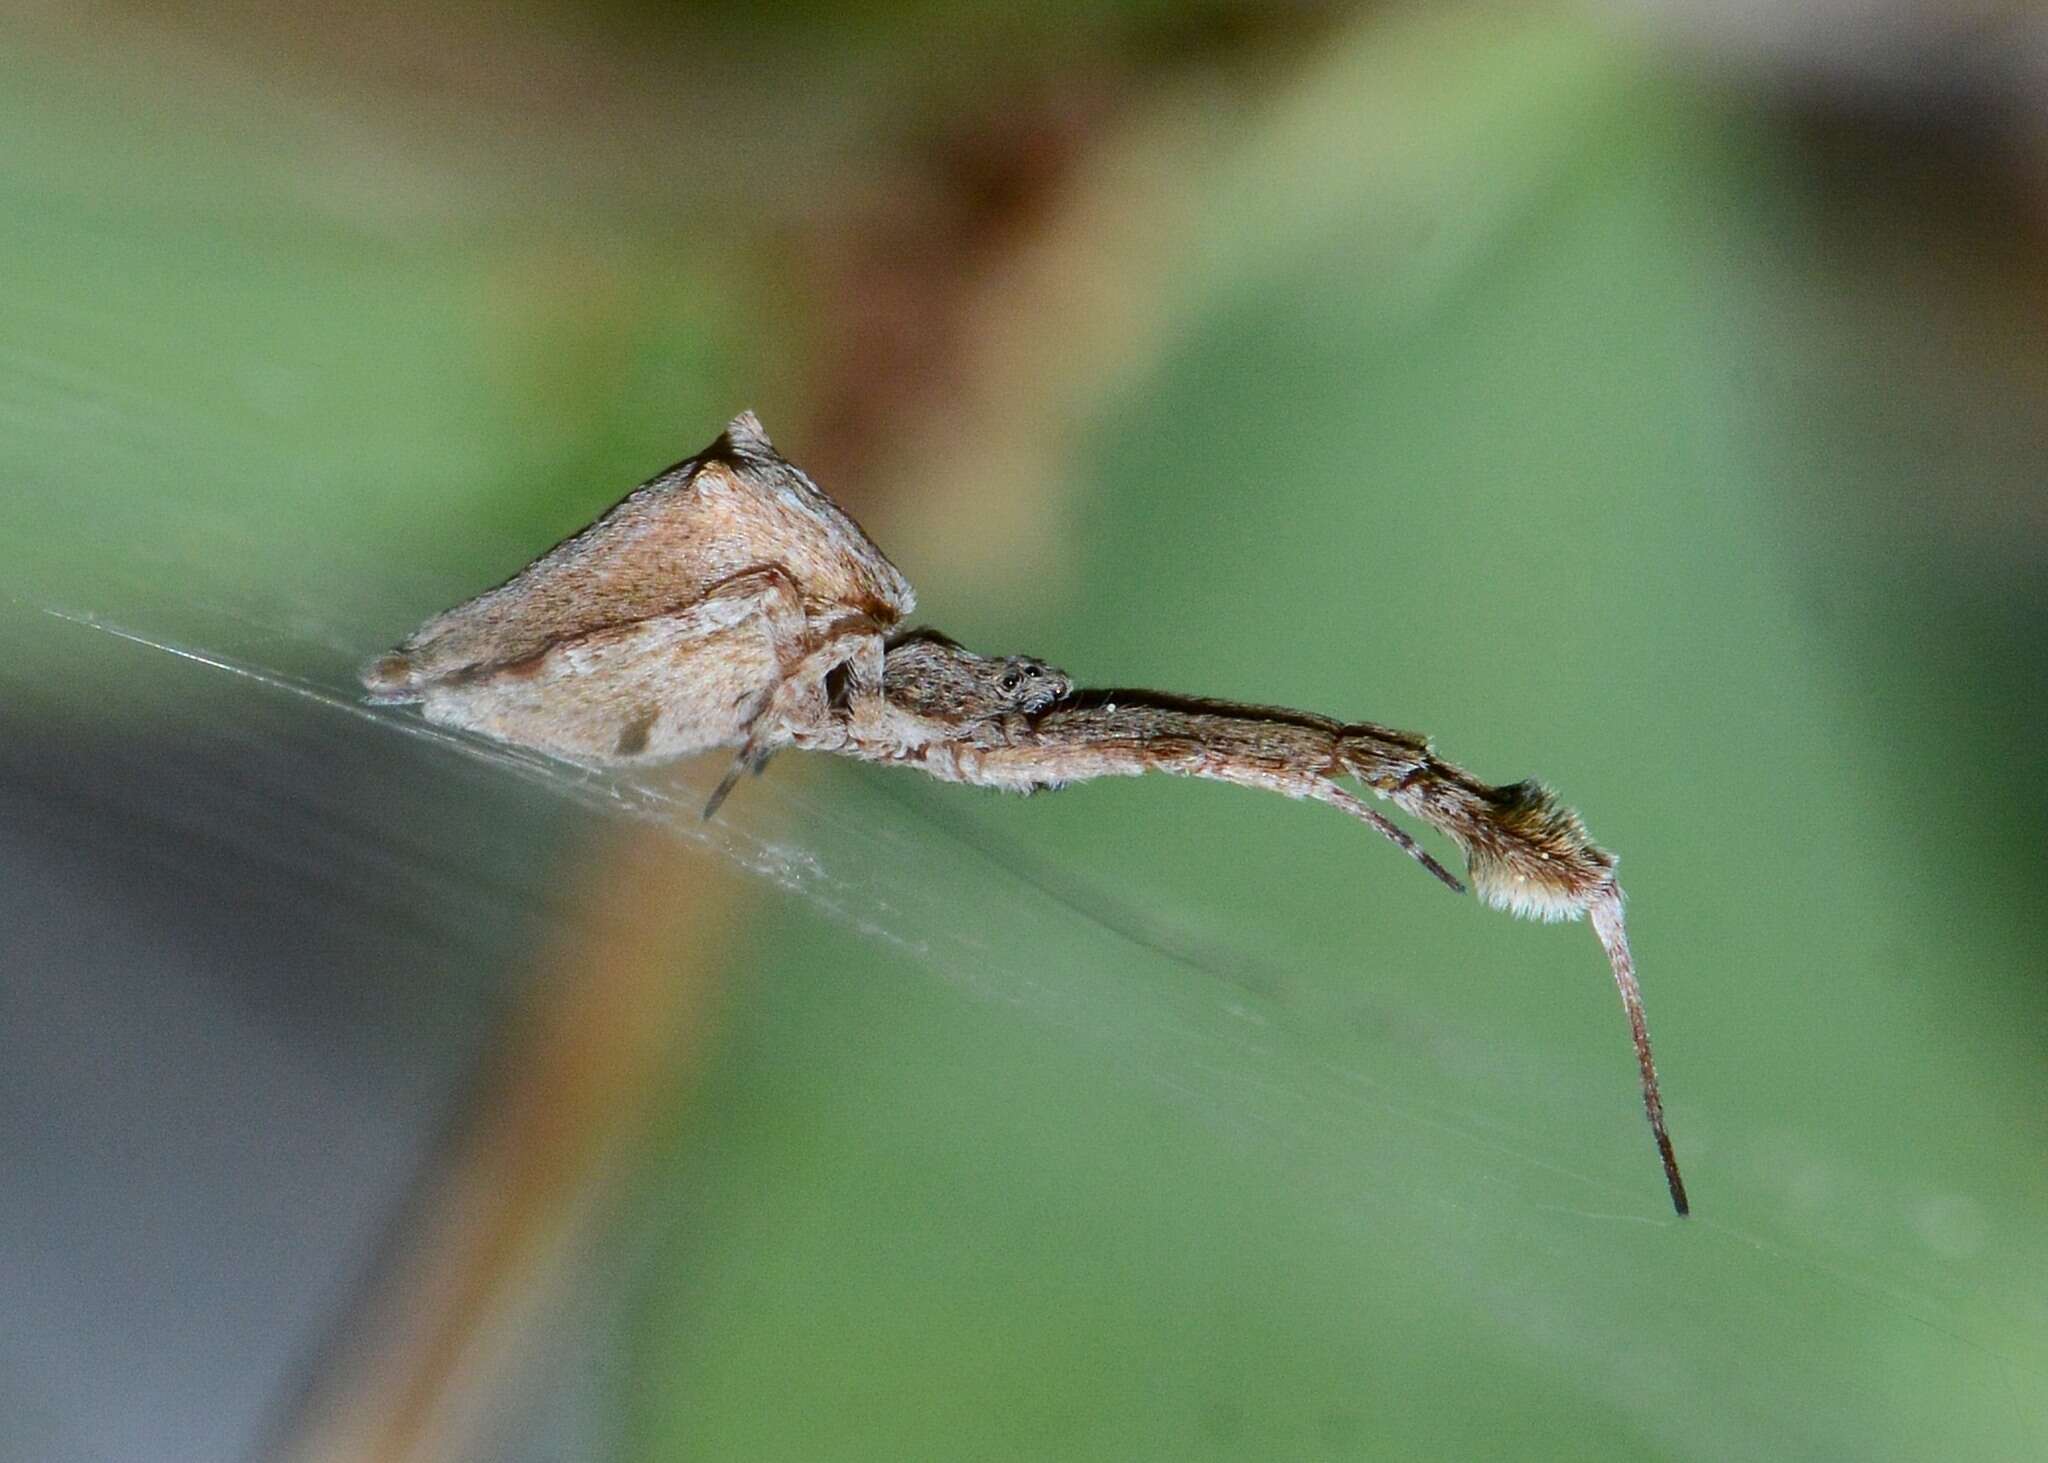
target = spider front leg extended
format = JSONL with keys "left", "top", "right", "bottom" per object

{"left": 914, "top": 695, "right": 1464, "bottom": 894}
{"left": 860, "top": 659, "right": 1687, "bottom": 1215}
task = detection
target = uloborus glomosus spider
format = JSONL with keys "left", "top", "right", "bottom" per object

{"left": 366, "top": 414, "right": 1688, "bottom": 1215}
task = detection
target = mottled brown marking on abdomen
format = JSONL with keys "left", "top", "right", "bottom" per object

{"left": 614, "top": 708, "right": 659, "bottom": 758}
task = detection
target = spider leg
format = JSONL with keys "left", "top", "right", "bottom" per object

{"left": 702, "top": 613, "right": 889, "bottom": 819}
{"left": 676, "top": 567, "right": 805, "bottom": 819}
{"left": 700, "top": 688, "right": 775, "bottom": 818}
{"left": 1589, "top": 886, "right": 1688, "bottom": 1215}
{"left": 1311, "top": 780, "right": 1466, "bottom": 894}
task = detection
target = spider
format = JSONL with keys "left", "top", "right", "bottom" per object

{"left": 364, "top": 414, "right": 1689, "bottom": 1215}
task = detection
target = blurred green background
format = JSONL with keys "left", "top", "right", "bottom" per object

{"left": 5, "top": 3, "right": 2046, "bottom": 1461}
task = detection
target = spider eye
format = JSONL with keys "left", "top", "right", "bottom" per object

{"left": 1000, "top": 672, "right": 1019, "bottom": 691}
{"left": 1022, "top": 665, "right": 1040, "bottom": 678}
